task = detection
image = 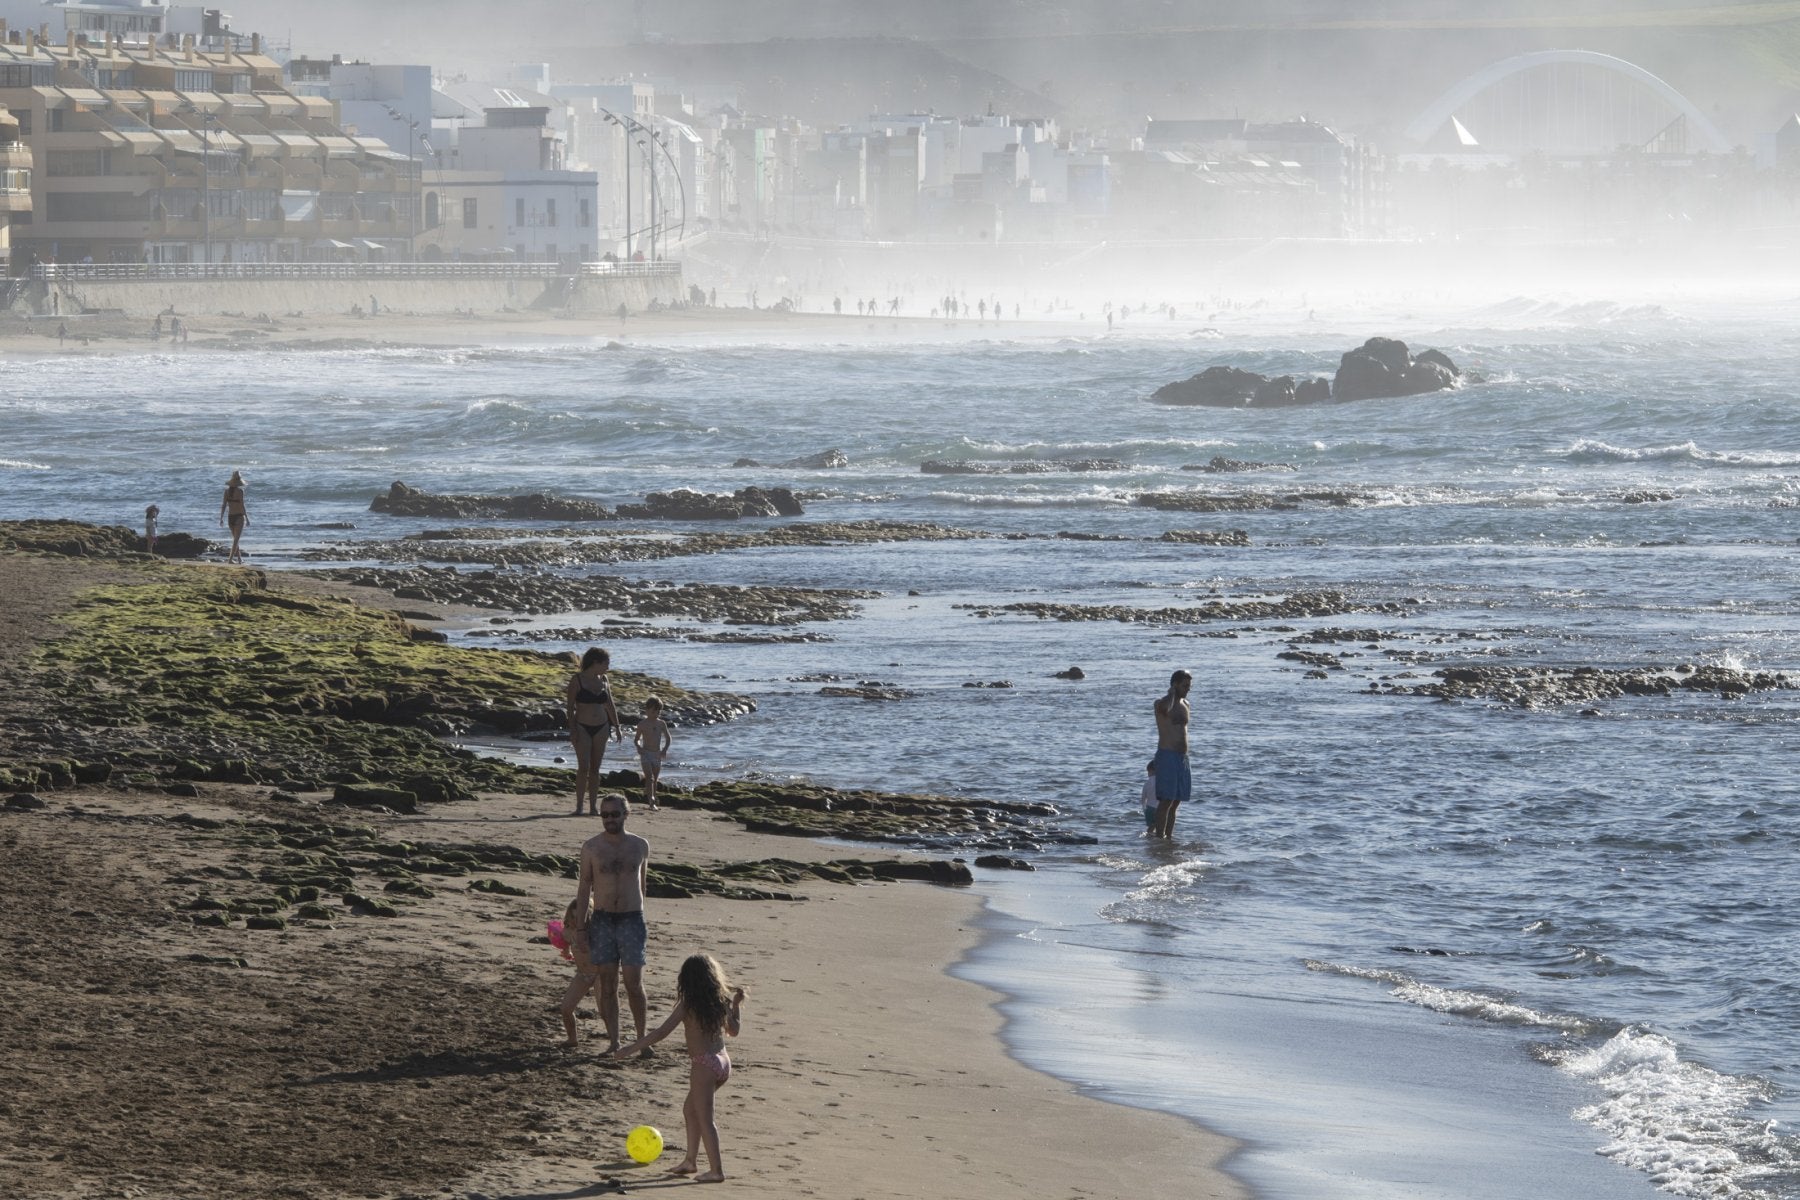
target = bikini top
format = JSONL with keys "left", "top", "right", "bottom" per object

{"left": 574, "top": 673, "right": 611, "bottom": 706}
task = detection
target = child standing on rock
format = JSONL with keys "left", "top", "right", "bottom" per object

{"left": 143, "top": 504, "right": 159, "bottom": 555}
{"left": 633, "top": 696, "right": 671, "bottom": 811}
{"left": 610, "top": 954, "right": 746, "bottom": 1182}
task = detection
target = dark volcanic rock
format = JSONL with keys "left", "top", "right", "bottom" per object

{"left": 732, "top": 449, "right": 848, "bottom": 470}
{"left": 1153, "top": 340, "right": 1457, "bottom": 408}
{"left": 961, "top": 590, "right": 1405, "bottom": 625}
{"left": 155, "top": 531, "right": 213, "bottom": 559}
{"left": 370, "top": 481, "right": 612, "bottom": 522}
{"left": 920, "top": 458, "right": 1126, "bottom": 475}
{"left": 615, "top": 487, "right": 805, "bottom": 520}
{"left": 1182, "top": 455, "right": 1297, "bottom": 474}
{"left": 1135, "top": 489, "right": 1367, "bottom": 512}
{"left": 1374, "top": 662, "right": 1793, "bottom": 708}
{"left": 974, "top": 854, "right": 1035, "bottom": 871}
{"left": 1333, "top": 338, "right": 1461, "bottom": 402}
{"left": 1152, "top": 366, "right": 1332, "bottom": 408}
{"left": 1158, "top": 529, "right": 1251, "bottom": 545}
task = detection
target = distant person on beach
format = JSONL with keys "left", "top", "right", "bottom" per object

{"left": 143, "top": 504, "right": 159, "bottom": 554}
{"left": 609, "top": 953, "right": 745, "bottom": 1182}
{"left": 566, "top": 646, "right": 623, "bottom": 815}
{"left": 56, "top": 322, "right": 66, "bottom": 345}
{"left": 576, "top": 794, "right": 651, "bottom": 1055}
{"left": 218, "top": 470, "right": 247, "bottom": 564}
{"left": 554, "top": 897, "right": 600, "bottom": 1048}
{"left": 633, "top": 696, "right": 670, "bottom": 811}
{"left": 1151, "top": 669, "right": 1192, "bottom": 837}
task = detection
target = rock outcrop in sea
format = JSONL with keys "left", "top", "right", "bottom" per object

{"left": 615, "top": 486, "right": 804, "bottom": 519}
{"left": 1151, "top": 338, "right": 1461, "bottom": 407}
{"left": 370, "top": 481, "right": 612, "bottom": 521}
{"left": 920, "top": 458, "right": 1125, "bottom": 474}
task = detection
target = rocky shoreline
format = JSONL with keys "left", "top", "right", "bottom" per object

{"left": 0, "top": 523, "right": 1091, "bottom": 856}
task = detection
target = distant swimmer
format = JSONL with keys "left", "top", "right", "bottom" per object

{"left": 1151, "top": 669, "right": 1192, "bottom": 837}
{"left": 218, "top": 470, "right": 247, "bottom": 564}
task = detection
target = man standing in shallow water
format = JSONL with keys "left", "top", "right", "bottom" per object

{"left": 575, "top": 795, "right": 650, "bottom": 1053}
{"left": 1151, "top": 670, "right": 1192, "bottom": 838}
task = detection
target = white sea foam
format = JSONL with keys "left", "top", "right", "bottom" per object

{"left": 0, "top": 458, "right": 51, "bottom": 470}
{"left": 923, "top": 489, "right": 1132, "bottom": 508}
{"left": 1558, "top": 439, "right": 1800, "bottom": 469}
{"left": 1304, "top": 960, "right": 1591, "bottom": 1032}
{"left": 1547, "top": 1028, "right": 1797, "bottom": 1199}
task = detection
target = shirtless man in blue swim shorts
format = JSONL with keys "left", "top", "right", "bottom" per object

{"left": 576, "top": 795, "right": 650, "bottom": 1054}
{"left": 1151, "top": 669, "right": 1192, "bottom": 838}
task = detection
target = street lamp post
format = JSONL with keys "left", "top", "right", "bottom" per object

{"left": 604, "top": 113, "right": 633, "bottom": 257}
{"left": 382, "top": 106, "right": 421, "bottom": 260}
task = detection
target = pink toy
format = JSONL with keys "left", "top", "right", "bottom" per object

{"left": 547, "top": 919, "right": 568, "bottom": 950}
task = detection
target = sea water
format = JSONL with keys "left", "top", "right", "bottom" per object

{"left": 4, "top": 296, "right": 1798, "bottom": 1199}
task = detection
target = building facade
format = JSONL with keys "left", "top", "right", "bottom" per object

{"left": 0, "top": 27, "right": 417, "bottom": 267}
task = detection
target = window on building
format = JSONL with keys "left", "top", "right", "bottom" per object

{"left": 174, "top": 70, "right": 212, "bottom": 92}
{"left": 424, "top": 192, "right": 439, "bottom": 228}
{"left": 546, "top": 198, "right": 556, "bottom": 227}
{"left": 579, "top": 197, "right": 591, "bottom": 227}
{"left": 463, "top": 197, "right": 477, "bottom": 228}
{"left": 0, "top": 63, "right": 53, "bottom": 88}
{"left": 546, "top": 243, "right": 557, "bottom": 262}
{"left": 515, "top": 198, "right": 524, "bottom": 227}
{"left": 243, "top": 189, "right": 277, "bottom": 220}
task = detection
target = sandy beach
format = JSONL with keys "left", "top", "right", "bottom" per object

{"left": 0, "top": 301, "right": 1139, "bottom": 357}
{"left": 0, "top": 543, "right": 1243, "bottom": 1200}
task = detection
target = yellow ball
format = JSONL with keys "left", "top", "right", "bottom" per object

{"left": 626, "top": 1124, "right": 664, "bottom": 1164}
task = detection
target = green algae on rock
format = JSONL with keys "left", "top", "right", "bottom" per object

{"left": 2, "top": 563, "right": 749, "bottom": 796}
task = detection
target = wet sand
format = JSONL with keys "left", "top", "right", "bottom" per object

{"left": 0, "top": 549, "right": 1243, "bottom": 1200}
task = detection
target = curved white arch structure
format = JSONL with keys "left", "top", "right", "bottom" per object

{"left": 1405, "top": 49, "right": 1731, "bottom": 154}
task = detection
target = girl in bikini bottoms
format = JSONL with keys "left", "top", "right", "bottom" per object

{"left": 610, "top": 954, "right": 746, "bottom": 1182}
{"left": 566, "top": 646, "right": 622, "bottom": 816}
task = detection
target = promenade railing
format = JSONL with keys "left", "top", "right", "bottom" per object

{"left": 30, "top": 261, "right": 681, "bottom": 282}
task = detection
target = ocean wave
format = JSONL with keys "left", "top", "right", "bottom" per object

{"left": 1544, "top": 1028, "right": 1797, "bottom": 1199}
{"left": 1557, "top": 439, "right": 1800, "bottom": 469}
{"left": 923, "top": 488, "right": 1133, "bottom": 508}
{"left": 0, "top": 457, "right": 51, "bottom": 470}
{"left": 1304, "top": 959, "right": 1591, "bottom": 1032}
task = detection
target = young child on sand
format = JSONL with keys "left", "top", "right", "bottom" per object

{"left": 552, "top": 899, "right": 598, "bottom": 1048}
{"left": 633, "top": 696, "right": 671, "bottom": 811}
{"left": 611, "top": 954, "right": 746, "bottom": 1182}
{"left": 1141, "top": 758, "right": 1158, "bottom": 831}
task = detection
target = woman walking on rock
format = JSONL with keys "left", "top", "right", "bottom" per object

{"left": 218, "top": 470, "right": 248, "bottom": 564}
{"left": 566, "top": 646, "right": 622, "bottom": 815}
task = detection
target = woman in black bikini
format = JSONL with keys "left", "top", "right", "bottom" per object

{"left": 566, "top": 646, "right": 622, "bottom": 815}
{"left": 218, "top": 470, "right": 248, "bottom": 564}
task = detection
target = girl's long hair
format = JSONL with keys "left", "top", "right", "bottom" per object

{"left": 677, "top": 954, "right": 732, "bottom": 1035}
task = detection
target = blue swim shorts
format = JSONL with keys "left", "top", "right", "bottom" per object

{"left": 1153, "top": 749, "right": 1191, "bottom": 805}
{"left": 587, "top": 910, "right": 647, "bottom": 968}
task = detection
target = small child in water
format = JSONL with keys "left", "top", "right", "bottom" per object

{"left": 1141, "top": 759, "right": 1158, "bottom": 831}
{"left": 611, "top": 954, "right": 746, "bottom": 1182}
{"left": 633, "top": 696, "right": 671, "bottom": 811}
{"left": 553, "top": 898, "right": 598, "bottom": 1048}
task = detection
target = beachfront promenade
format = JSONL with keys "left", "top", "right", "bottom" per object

{"left": 13, "top": 259, "right": 684, "bottom": 318}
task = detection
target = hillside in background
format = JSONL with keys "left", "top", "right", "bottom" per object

{"left": 233, "top": 0, "right": 1800, "bottom": 144}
